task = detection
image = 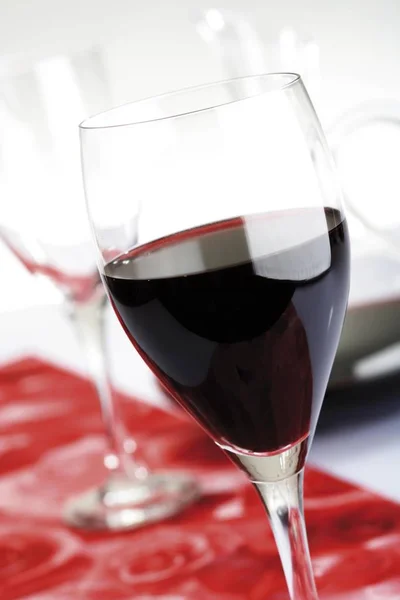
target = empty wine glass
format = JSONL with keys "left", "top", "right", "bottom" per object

{"left": 0, "top": 47, "right": 198, "bottom": 531}
{"left": 81, "top": 74, "right": 350, "bottom": 597}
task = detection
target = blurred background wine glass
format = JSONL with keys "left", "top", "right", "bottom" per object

{"left": 0, "top": 46, "right": 199, "bottom": 531}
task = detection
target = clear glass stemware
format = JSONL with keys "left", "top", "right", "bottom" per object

{"left": 0, "top": 47, "right": 199, "bottom": 531}
{"left": 81, "top": 73, "right": 350, "bottom": 596}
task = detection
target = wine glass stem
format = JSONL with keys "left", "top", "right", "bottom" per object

{"left": 66, "top": 292, "right": 145, "bottom": 481}
{"left": 254, "top": 470, "right": 318, "bottom": 600}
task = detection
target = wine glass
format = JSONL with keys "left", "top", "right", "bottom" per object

{"left": 81, "top": 73, "right": 350, "bottom": 598}
{"left": 0, "top": 47, "right": 198, "bottom": 531}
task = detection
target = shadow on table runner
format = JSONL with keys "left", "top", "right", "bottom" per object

{"left": 0, "top": 357, "right": 399, "bottom": 599}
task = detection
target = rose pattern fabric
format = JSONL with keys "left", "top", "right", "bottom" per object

{"left": 0, "top": 357, "right": 399, "bottom": 599}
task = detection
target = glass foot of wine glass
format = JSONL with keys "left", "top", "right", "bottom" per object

{"left": 63, "top": 472, "right": 200, "bottom": 531}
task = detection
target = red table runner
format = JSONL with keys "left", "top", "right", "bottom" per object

{"left": 0, "top": 358, "right": 400, "bottom": 599}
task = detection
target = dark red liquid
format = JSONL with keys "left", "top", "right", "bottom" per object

{"left": 104, "top": 208, "right": 349, "bottom": 454}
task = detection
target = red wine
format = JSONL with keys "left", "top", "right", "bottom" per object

{"left": 104, "top": 208, "right": 349, "bottom": 454}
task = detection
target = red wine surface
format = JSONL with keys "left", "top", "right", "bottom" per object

{"left": 104, "top": 208, "right": 350, "bottom": 454}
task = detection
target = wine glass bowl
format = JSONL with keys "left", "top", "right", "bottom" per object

{"left": 81, "top": 73, "right": 350, "bottom": 598}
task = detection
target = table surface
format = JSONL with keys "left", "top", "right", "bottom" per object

{"left": 3, "top": 355, "right": 400, "bottom": 599}
{"left": 1, "top": 301, "right": 400, "bottom": 504}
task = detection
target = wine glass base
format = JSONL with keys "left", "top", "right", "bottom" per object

{"left": 63, "top": 472, "right": 200, "bottom": 531}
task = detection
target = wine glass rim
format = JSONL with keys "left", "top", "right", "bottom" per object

{"left": 79, "top": 72, "right": 301, "bottom": 131}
